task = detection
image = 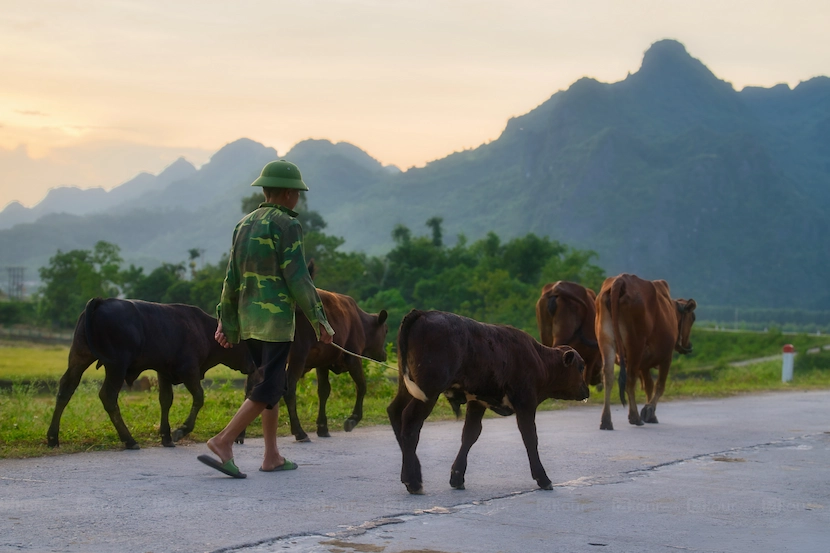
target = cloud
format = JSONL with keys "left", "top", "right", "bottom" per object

{"left": 14, "top": 110, "right": 49, "bottom": 117}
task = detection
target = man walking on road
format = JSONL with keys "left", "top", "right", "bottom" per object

{"left": 198, "top": 160, "right": 334, "bottom": 478}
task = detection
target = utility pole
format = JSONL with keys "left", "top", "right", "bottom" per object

{"left": 6, "top": 267, "right": 25, "bottom": 300}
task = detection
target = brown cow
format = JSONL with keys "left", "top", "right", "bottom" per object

{"left": 387, "top": 309, "right": 589, "bottom": 494}
{"left": 536, "top": 281, "right": 603, "bottom": 389}
{"left": 595, "top": 274, "right": 696, "bottom": 430}
{"left": 243, "top": 289, "right": 388, "bottom": 442}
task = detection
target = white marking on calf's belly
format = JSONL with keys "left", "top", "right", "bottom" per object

{"left": 404, "top": 373, "right": 428, "bottom": 402}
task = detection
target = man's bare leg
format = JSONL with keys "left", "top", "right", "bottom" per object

{"left": 260, "top": 406, "right": 286, "bottom": 471}
{"left": 207, "top": 399, "right": 266, "bottom": 463}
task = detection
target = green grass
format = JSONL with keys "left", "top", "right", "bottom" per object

{"left": 671, "top": 328, "right": 830, "bottom": 370}
{"left": 2, "top": 329, "right": 830, "bottom": 459}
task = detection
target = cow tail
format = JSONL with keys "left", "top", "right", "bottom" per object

{"left": 83, "top": 298, "right": 105, "bottom": 365}
{"left": 397, "top": 309, "right": 422, "bottom": 383}
{"left": 610, "top": 279, "right": 627, "bottom": 406}
{"left": 546, "top": 294, "right": 557, "bottom": 317}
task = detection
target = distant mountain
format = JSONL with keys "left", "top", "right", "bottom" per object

{"left": 0, "top": 137, "right": 393, "bottom": 284}
{"left": 319, "top": 40, "right": 830, "bottom": 310}
{"left": 0, "top": 157, "right": 197, "bottom": 230}
{"left": 1, "top": 39, "right": 828, "bottom": 311}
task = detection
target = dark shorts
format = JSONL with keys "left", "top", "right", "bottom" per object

{"left": 245, "top": 339, "right": 291, "bottom": 410}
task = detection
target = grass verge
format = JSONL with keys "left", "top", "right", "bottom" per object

{"left": 2, "top": 331, "right": 829, "bottom": 459}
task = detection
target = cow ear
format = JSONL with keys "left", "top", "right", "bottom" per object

{"left": 377, "top": 310, "right": 388, "bottom": 325}
{"left": 563, "top": 349, "right": 575, "bottom": 365}
{"left": 677, "top": 299, "right": 697, "bottom": 314}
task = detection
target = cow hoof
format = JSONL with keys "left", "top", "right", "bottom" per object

{"left": 537, "top": 479, "right": 553, "bottom": 490}
{"left": 162, "top": 440, "right": 175, "bottom": 448}
{"left": 629, "top": 416, "right": 644, "bottom": 426}
{"left": 344, "top": 418, "right": 358, "bottom": 432}
{"left": 234, "top": 430, "right": 246, "bottom": 444}
{"left": 600, "top": 416, "right": 614, "bottom": 431}
{"left": 449, "top": 470, "right": 465, "bottom": 489}
{"left": 125, "top": 442, "right": 140, "bottom": 450}
{"left": 640, "top": 405, "right": 659, "bottom": 424}
{"left": 405, "top": 484, "right": 425, "bottom": 495}
{"left": 296, "top": 434, "right": 312, "bottom": 443}
{"left": 47, "top": 437, "right": 59, "bottom": 448}
{"left": 316, "top": 428, "right": 331, "bottom": 438}
{"left": 172, "top": 429, "right": 186, "bottom": 442}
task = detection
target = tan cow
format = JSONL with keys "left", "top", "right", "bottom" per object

{"left": 595, "top": 274, "right": 696, "bottom": 430}
{"left": 536, "top": 281, "right": 602, "bottom": 389}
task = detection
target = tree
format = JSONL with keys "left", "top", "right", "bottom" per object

{"left": 38, "top": 241, "right": 124, "bottom": 327}
{"left": 131, "top": 263, "right": 186, "bottom": 303}
{"left": 426, "top": 217, "right": 443, "bottom": 247}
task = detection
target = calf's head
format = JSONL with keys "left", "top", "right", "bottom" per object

{"left": 232, "top": 341, "right": 258, "bottom": 375}
{"left": 362, "top": 309, "right": 389, "bottom": 361}
{"left": 549, "top": 346, "right": 590, "bottom": 401}
{"left": 674, "top": 298, "right": 697, "bottom": 354}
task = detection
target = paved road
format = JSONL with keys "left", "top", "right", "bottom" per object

{"left": 2, "top": 390, "right": 829, "bottom": 553}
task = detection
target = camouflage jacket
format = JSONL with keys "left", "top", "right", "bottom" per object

{"left": 217, "top": 203, "right": 334, "bottom": 343}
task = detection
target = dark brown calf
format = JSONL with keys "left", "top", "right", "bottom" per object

{"left": 47, "top": 298, "right": 256, "bottom": 449}
{"left": 595, "top": 274, "right": 696, "bottom": 430}
{"left": 387, "top": 309, "right": 589, "bottom": 494}
{"left": 536, "top": 281, "right": 603, "bottom": 388}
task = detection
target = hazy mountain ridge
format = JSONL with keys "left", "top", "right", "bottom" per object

{"left": 0, "top": 157, "right": 197, "bottom": 230}
{"left": 1, "top": 39, "right": 828, "bottom": 310}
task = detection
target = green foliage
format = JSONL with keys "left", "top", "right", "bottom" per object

{"left": 37, "top": 241, "right": 123, "bottom": 327}
{"left": 0, "top": 301, "right": 37, "bottom": 326}
{"left": 132, "top": 263, "right": 186, "bottom": 302}
{"left": 795, "top": 349, "right": 830, "bottom": 373}
{"left": 671, "top": 328, "right": 830, "bottom": 371}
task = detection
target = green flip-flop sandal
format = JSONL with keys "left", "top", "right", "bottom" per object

{"left": 197, "top": 454, "right": 247, "bottom": 478}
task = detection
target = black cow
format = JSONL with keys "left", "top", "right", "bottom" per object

{"left": 387, "top": 309, "right": 589, "bottom": 494}
{"left": 47, "top": 298, "right": 256, "bottom": 449}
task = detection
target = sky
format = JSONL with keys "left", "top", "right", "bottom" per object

{"left": 1, "top": 0, "right": 828, "bottom": 209}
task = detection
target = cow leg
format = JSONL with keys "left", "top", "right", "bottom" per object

{"left": 641, "top": 368, "right": 655, "bottom": 403}
{"left": 315, "top": 367, "right": 332, "bottom": 438}
{"left": 47, "top": 349, "right": 94, "bottom": 447}
{"left": 641, "top": 361, "right": 669, "bottom": 424}
{"left": 625, "top": 348, "right": 645, "bottom": 426}
{"left": 235, "top": 374, "right": 256, "bottom": 444}
{"left": 599, "top": 342, "right": 616, "bottom": 430}
{"left": 515, "top": 405, "right": 552, "bottom": 490}
{"left": 284, "top": 357, "right": 311, "bottom": 442}
{"left": 98, "top": 366, "right": 139, "bottom": 449}
{"left": 399, "top": 395, "right": 438, "bottom": 495}
{"left": 344, "top": 357, "right": 366, "bottom": 432}
{"left": 387, "top": 382, "right": 412, "bottom": 448}
{"left": 450, "top": 400, "right": 486, "bottom": 490}
{"left": 157, "top": 372, "right": 175, "bottom": 447}
{"left": 172, "top": 374, "right": 205, "bottom": 442}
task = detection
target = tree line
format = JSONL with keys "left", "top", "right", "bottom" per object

{"left": 4, "top": 193, "right": 606, "bottom": 342}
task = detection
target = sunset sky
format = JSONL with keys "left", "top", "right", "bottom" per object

{"left": 1, "top": 0, "right": 828, "bottom": 208}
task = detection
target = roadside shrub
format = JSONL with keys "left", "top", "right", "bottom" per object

{"left": 0, "top": 301, "right": 38, "bottom": 326}
{"left": 795, "top": 350, "right": 830, "bottom": 372}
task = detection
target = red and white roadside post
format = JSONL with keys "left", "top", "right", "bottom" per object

{"left": 782, "top": 344, "right": 795, "bottom": 383}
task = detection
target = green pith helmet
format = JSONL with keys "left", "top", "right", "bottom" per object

{"left": 250, "top": 160, "right": 309, "bottom": 190}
